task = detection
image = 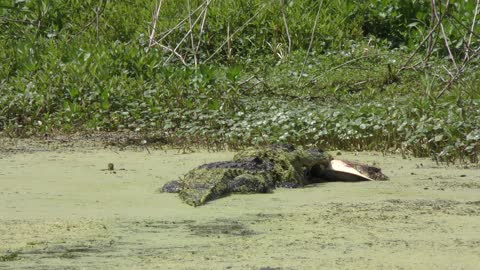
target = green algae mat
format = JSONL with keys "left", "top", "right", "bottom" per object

{"left": 1, "top": 140, "right": 480, "bottom": 269}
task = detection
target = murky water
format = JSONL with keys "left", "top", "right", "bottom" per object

{"left": 1, "top": 143, "right": 479, "bottom": 269}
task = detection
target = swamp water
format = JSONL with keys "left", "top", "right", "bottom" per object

{"left": 1, "top": 143, "right": 479, "bottom": 269}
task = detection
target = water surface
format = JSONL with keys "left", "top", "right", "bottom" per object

{"left": 1, "top": 144, "right": 479, "bottom": 269}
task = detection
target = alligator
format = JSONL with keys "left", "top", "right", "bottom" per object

{"left": 161, "top": 145, "right": 388, "bottom": 206}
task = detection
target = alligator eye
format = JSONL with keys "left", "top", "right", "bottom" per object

{"left": 252, "top": 157, "right": 263, "bottom": 164}
{"left": 303, "top": 166, "right": 311, "bottom": 177}
{"left": 310, "top": 164, "right": 326, "bottom": 178}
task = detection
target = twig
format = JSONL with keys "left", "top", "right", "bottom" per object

{"left": 195, "top": 0, "right": 211, "bottom": 63}
{"left": 436, "top": 0, "right": 479, "bottom": 98}
{"left": 95, "top": 5, "right": 101, "bottom": 40}
{"left": 0, "top": 17, "right": 35, "bottom": 25}
{"left": 436, "top": 48, "right": 477, "bottom": 99}
{"left": 204, "top": 4, "right": 266, "bottom": 63}
{"left": 149, "top": 0, "right": 163, "bottom": 48}
{"left": 155, "top": 2, "right": 208, "bottom": 45}
{"left": 449, "top": 13, "right": 480, "bottom": 41}
{"left": 67, "top": 0, "right": 107, "bottom": 42}
{"left": 442, "top": 65, "right": 454, "bottom": 79}
{"left": 465, "top": 0, "right": 479, "bottom": 61}
{"left": 297, "top": 0, "right": 323, "bottom": 83}
{"left": 436, "top": 44, "right": 480, "bottom": 99}
{"left": 162, "top": 3, "right": 209, "bottom": 66}
{"left": 227, "top": 22, "right": 232, "bottom": 61}
{"left": 157, "top": 44, "right": 187, "bottom": 65}
{"left": 400, "top": 3, "right": 448, "bottom": 71}
{"left": 432, "top": 0, "right": 457, "bottom": 70}
{"left": 280, "top": 0, "right": 291, "bottom": 54}
{"left": 237, "top": 75, "right": 256, "bottom": 86}
{"left": 425, "top": 0, "right": 435, "bottom": 59}
{"left": 310, "top": 55, "right": 369, "bottom": 81}
{"left": 187, "top": 0, "right": 197, "bottom": 67}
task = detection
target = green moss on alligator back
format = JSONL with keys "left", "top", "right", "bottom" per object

{"left": 178, "top": 168, "right": 273, "bottom": 206}
{"left": 162, "top": 145, "right": 332, "bottom": 206}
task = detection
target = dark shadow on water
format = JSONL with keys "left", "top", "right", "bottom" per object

{"left": 188, "top": 218, "right": 257, "bottom": 237}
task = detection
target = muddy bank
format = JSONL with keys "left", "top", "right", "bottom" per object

{"left": 1, "top": 141, "right": 479, "bottom": 269}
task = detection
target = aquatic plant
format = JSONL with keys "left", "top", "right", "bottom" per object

{"left": 0, "top": 0, "right": 479, "bottom": 162}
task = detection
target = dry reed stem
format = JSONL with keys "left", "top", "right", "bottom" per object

{"left": 436, "top": 45, "right": 480, "bottom": 99}
{"left": 204, "top": 4, "right": 266, "bottom": 63}
{"left": 67, "top": 0, "right": 107, "bottom": 42}
{"left": 158, "top": 44, "right": 187, "bottom": 65}
{"left": 149, "top": 0, "right": 163, "bottom": 48}
{"left": 195, "top": 0, "right": 211, "bottom": 62}
{"left": 432, "top": 0, "right": 457, "bottom": 70}
{"left": 163, "top": 3, "right": 209, "bottom": 66}
{"left": 465, "top": 0, "right": 480, "bottom": 61}
{"left": 155, "top": 1, "right": 208, "bottom": 45}
{"left": 187, "top": 0, "right": 197, "bottom": 67}
{"left": 95, "top": 6, "right": 100, "bottom": 40}
{"left": 436, "top": 0, "right": 479, "bottom": 98}
{"left": 399, "top": 12, "right": 445, "bottom": 71}
{"left": 298, "top": 0, "right": 323, "bottom": 83}
{"left": 311, "top": 55, "right": 369, "bottom": 81}
{"left": 425, "top": 0, "right": 437, "bottom": 59}
{"left": 227, "top": 22, "right": 232, "bottom": 61}
{"left": 281, "top": 0, "right": 291, "bottom": 54}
